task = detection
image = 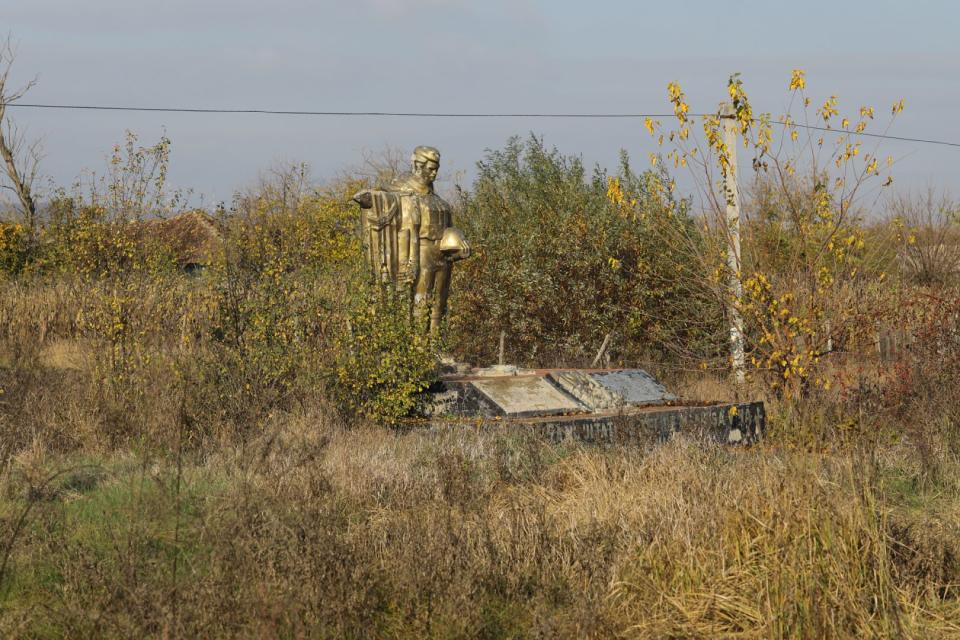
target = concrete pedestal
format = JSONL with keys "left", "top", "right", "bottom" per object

{"left": 418, "top": 368, "right": 764, "bottom": 445}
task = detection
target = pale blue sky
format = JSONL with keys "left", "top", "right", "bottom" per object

{"left": 5, "top": 0, "right": 959, "bottom": 205}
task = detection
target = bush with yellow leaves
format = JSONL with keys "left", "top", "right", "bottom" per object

{"left": 650, "top": 71, "right": 905, "bottom": 396}
{"left": 0, "top": 220, "right": 28, "bottom": 275}
{"left": 332, "top": 284, "right": 438, "bottom": 423}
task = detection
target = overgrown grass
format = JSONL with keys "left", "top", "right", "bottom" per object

{"left": 1, "top": 138, "right": 959, "bottom": 636}
{"left": 1, "top": 407, "right": 959, "bottom": 638}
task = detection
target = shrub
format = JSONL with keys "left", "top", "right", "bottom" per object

{"left": 333, "top": 284, "right": 439, "bottom": 423}
{"left": 0, "top": 220, "right": 28, "bottom": 276}
{"left": 450, "top": 136, "right": 723, "bottom": 368}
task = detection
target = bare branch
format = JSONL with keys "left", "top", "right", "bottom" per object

{"left": 0, "top": 33, "right": 41, "bottom": 230}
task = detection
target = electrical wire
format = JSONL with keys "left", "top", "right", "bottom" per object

{"left": 8, "top": 103, "right": 679, "bottom": 119}
{"left": 7, "top": 102, "right": 960, "bottom": 148}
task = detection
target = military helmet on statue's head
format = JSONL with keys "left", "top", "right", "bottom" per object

{"left": 411, "top": 146, "right": 440, "bottom": 165}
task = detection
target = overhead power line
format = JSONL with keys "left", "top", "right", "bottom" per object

{"left": 9, "top": 103, "right": 677, "bottom": 119}
{"left": 7, "top": 102, "right": 960, "bottom": 148}
{"left": 768, "top": 121, "right": 960, "bottom": 148}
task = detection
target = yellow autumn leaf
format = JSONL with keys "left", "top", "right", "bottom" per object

{"left": 789, "top": 69, "right": 806, "bottom": 91}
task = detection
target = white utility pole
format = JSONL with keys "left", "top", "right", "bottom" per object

{"left": 719, "top": 103, "right": 746, "bottom": 385}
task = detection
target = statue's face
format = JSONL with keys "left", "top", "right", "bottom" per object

{"left": 414, "top": 159, "right": 439, "bottom": 185}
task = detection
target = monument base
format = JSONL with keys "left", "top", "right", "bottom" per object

{"left": 417, "top": 367, "right": 764, "bottom": 445}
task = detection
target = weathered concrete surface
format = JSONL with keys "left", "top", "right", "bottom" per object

{"left": 427, "top": 368, "right": 676, "bottom": 418}
{"left": 430, "top": 401, "right": 765, "bottom": 446}
{"left": 470, "top": 376, "right": 584, "bottom": 417}
{"left": 471, "top": 364, "right": 530, "bottom": 377}
{"left": 591, "top": 370, "right": 676, "bottom": 405}
{"left": 417, "top": 367, "right": 765, "bottom": 444}
{"left": 533, "top": 401, "right": 764, "bottom": 445}
{"left": 547, "top": 370, "right": 624, "bottom": 411}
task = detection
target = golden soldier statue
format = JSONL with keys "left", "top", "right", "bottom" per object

{"left": 352, "top": 146, "right": 471, "bottom": 335}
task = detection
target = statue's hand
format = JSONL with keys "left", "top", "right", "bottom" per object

{"left": 439, "top": 227, "right": 472, "bottom": 261}
{"left": 449, "top": 239, "right": 471, "bottom": 262}
{"left": 352, "top": 190, "right": 373, "bottom": 209}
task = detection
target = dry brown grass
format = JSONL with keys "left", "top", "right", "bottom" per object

{"left": 1, "top": 405, "right": 959, "bottom": 638}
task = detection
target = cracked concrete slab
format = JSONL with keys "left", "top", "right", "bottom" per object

{"left": 470, "top": 376, "right": 584, "bottom": 417}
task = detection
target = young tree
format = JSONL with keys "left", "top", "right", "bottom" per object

{"left": 0, "top": 36, "right": 41, "bottom": 236}
{"left": 646, "top": 72, "right": 904, "bottom": 395}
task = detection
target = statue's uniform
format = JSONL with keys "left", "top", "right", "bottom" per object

{"left": 353, "top": 176, "right": 462, "bottom": 335}
{"left": 406, "top": 186, "right": 453, "bottom": 332}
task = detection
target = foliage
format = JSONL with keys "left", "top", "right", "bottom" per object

{"left": 0, "top": 220, "right": 28, "bottom": 275}
{"left": 333, "top": 285, "right": 439, "bottom": 423}
{"left": 203, "top": 169, "right": 366, "bottom": 430}
{"left": 0, "top": 150, "right": 377, "bottom": 446}
{"left": 450, "top": 135, "right": 723, "bottom": 367}
{"left": 22, "top": 132, "right": 184, "bottom": 278}
{"left": 650, "top": 72, "right": 906, "bottom": 395}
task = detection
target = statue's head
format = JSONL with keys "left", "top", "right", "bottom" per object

{"left": 411, "top": 146, "right": 440, "bottom": 186}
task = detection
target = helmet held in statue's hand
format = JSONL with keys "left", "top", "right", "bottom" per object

{"left": 438, "top": 227, "right": 470, "bottom": 260}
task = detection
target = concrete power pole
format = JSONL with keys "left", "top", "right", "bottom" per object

{"left": 719, "top": 103, "right": 746, "bottom": 385}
